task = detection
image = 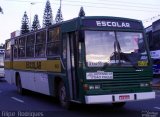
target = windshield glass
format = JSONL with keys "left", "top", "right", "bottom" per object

{"left": 85, "top": 31, "right": 149, "bottom": 67}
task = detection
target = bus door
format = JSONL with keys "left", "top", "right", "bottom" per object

{"left": 66, "top": 32, "right": 79, "bottom": 100}
{"left": 5, "top": 40, "right": 14, "bottom": 83}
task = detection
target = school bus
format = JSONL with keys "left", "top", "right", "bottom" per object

{"left": 4, "top": 16, "right": 155, "bottom": 108}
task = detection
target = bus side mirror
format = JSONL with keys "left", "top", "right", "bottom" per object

{"left": 78, "top": 30, "right": 84, "bottom": 42}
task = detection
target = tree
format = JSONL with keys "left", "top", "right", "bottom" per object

{"left": 31, "top": 14, "right": 41, "bottom": 31}
{"left": 55, "top": 8, "right": 63, "bottom": 23}
{"left": 78, "top": 6, "right": 85, "bottom": 17}
{"left": 0, "top": 43, "right": 4, "bottom": 49}
{"left": 0, "top": 6, "right": 3, "bottom": 14}
{"left": 20, "top": 11, "right": 30, "bottom": 34}
{"left": 42, "top": 0, "right": 53, "bottom": 27}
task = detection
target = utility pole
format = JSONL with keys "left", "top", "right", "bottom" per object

{"left": 30, "top": 2, "right": 35, "bottom": 30}
{"left": 60, "top": 0, "right": 62, "bottom": 10}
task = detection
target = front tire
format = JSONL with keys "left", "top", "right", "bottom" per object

{"left": 58, "top": 82, "right": 71, "bottom": 109}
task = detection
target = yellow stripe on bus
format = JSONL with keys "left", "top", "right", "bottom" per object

{"left": 4, "top": 60, "right": 61, "bottom": 72}
{"left": 4, "top": 61, "right": 13, "bottom": 69}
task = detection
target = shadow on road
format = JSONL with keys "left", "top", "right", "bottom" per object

{"left": 67, "top": 103, "right": 141, "bottom": 117}
{"left": 21, "top": 89, "right": 60, "bottom": 104}
{"left": 0, "top": 78, "right": 6, "bottom": 83}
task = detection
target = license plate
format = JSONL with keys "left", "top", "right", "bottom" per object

{"left": 119, "top": 95, "right": 130, "bottom": 100}
{"left": 115, "top": 94, "right": 134, "bottom": 102}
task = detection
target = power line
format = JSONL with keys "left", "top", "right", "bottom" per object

{"left": 4, "top": 0, "right": 45, "bottom": 5}
{"left": 4, "top": 0, "right": 160, "bottom": 12}
{"left": 59, "top": 0, "right": 160, "bottom": 10}
{"left": 62, "top": 3, "right": 160, "bottom": 12}
{"left": 143, "top": 14, "right": 160, "bottom": 22}
{"left": 5, "top": 0, "right": 160, "bottom": 9}
{"left": 5, "top": 0, "right": 35, "bottom": 3}
{"left": 99, "top": 0, "right": 160, "bottom": 7}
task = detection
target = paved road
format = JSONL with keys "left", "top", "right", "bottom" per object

{"left": 0, "top": 79, "right": 159, "bottom": 117}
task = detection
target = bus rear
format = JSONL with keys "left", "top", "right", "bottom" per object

{"left": 72, "top": 17, "right": 155, "bottom": 105}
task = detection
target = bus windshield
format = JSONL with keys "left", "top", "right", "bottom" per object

{"left": 85, "top": 31, "right": 149, "bottom": 67}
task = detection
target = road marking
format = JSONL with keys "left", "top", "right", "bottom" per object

{"left": 11, "top": 97, "right": 24, "bottom": 103}
{"left": 154, "top": 107, "right": 160, "bottom": 110}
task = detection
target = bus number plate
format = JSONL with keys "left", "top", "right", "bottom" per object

{"left": 138, "top": 61, "right": 148, "bottom": 67}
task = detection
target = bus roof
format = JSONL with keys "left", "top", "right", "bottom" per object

{"left": 145, "top": 25, "right": 152, "bottom": 33}
{"left": 152, "top": 19, "right": 160, "bottom": 32}
{"left": 6, "top": 16, "right": 144, "bottom": 41}
{"left": 60, "top": 16, "right": 144, "bottom": 32}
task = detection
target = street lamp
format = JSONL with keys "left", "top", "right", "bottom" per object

{"left": 30, "top": 2, "right": 36, "bottom": 30}
{"left": 60, "top": 0, "right": 62, "bottom": 10}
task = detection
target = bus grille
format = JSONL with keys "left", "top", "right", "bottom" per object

{"left": 100, "top": 70, "right": 151, "bottom": 93}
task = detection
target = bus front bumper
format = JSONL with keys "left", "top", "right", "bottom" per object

{"left": 85, "top": 92, "right": 155, "bottom": 104}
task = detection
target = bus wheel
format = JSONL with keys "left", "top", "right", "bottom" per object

{"left": 112, "top": 102, "right": 126, "bottom": 108}
{"left": 58, "top": 82, "right": 71, "bottom": 109}
{"left": 16, "top": 75, "right": 24, "bottom": 95}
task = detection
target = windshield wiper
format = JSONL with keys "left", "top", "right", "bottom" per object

{"left": 102, "top": 41, "right": 120, "bottom": 69}
{"left": 114, "top": 39, "right": 141, "bottom": 69}
{"left": 120, "top": 52, "right": 141, "bottom": 69}
{"left": 102, "top": 40, "right": 141, "bottom": 69}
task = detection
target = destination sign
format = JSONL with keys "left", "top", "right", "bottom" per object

{"left": 86, "top": 71, "right": 113, "bottom": 80}
{"left": 83, "top": 19, "right": 143, "bottom": 30}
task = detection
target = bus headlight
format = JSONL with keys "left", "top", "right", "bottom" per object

{"left": 89, "top": 85, "right": 101, "bottom": 90}
{"left": 89, "top": 85, "right": 94, "bottom": 90}
{"left": 95, "top": 85, "right": 101, "bottom": 89}
{"left": 140, "top": 83, "right": 149, "bottom": 87}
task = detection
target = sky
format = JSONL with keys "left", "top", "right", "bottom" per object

{"left": 0, "top": 0, "right": 160, "bottom": 44}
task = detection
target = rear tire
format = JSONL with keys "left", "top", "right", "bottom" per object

{"left": 58, "top": 82, "right": 71, "bottom": 109}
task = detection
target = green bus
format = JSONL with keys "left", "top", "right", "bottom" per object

{"left": 4, "top": 16, "right": 155, "bottom": 108}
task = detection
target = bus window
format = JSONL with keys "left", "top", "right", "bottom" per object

{"left": 117, "top": 32, "right": 144, "bottom": 53}
{"left": 47, "top": 28, "right": 60, "bottom": 56}
{"left": 18, "top": 47, "right": 25, "bottom": 57}
{"left": 26, "top": 34, "right": 35, "bottom": 57}
{"left": 18, "top": 37, "right": 26, "bottom": 58}
{"left": 5, "top": 40, "right": 11, "bottom": 59}
{"left": 14, "top": 38, "right": 18, "bottom": 58}
{"left": 85, "top": 31, "right": 115, "bottom": 66}
{"left": 27, "top": 34, "right": 35, "bottom": 45}
{"left": 36, "top": 31, "right": 46, "bottom": 44}
{"left": 26, "top": 46, "right": 34, "bottom": 57}
{"left": 48, "top": 27, "right": 60, "bottom": 42}
{"left": 47, "top": 42, "right": 60, "bottom": 56}
{"left": 35, "top": 44, "right": 45, "bottom": 57}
